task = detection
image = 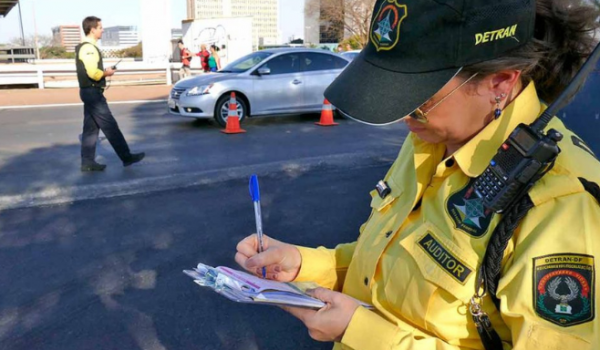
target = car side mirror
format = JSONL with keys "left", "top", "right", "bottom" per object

{"left": 257, "top": 67, "right": 271, "bottom": 76}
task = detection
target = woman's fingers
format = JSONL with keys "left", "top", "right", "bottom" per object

{"left": 245, "top": 244, "right": 285, "bottom": 270}
{"left": 236, "top": 248, "right": 283, "bottom": 278}
{"left": 236, "top": 234, "right": 259, "bottom": 258}
{"left": 234, "top": 252, "right": 251, "bottom": 271}
{"left": 306, "top": 288, "right": 335, "bottom": 303}
{"left": 236, "top": 234, "right": 273, "bottom": 258}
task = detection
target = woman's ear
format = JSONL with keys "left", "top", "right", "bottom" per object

{"left": 488, "top": 70, "right": 522, "bottom": 103}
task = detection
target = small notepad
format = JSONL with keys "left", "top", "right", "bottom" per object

{"left": 184, "top": 263, "right": 372, "bottom": 310}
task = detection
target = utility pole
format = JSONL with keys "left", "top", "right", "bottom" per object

{"left": 32, "top": 0, "right": 40, "bottom": 59}
{"left": 17, "top": 0, "right": 26, "bottom": 46}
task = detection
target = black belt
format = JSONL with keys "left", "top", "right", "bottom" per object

{"left": 81, "top": 85, "right": 105, "bottom": 91}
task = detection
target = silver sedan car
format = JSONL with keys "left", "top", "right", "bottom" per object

{"left": 167, "top": 48, "right": 351, "bottom": 126}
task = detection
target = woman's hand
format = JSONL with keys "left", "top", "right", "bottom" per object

{"left": 281, "top": 288, "right": 360, "bottom": 342}
{"left": 235, "top": 234, "right": 302, "bottom": 282}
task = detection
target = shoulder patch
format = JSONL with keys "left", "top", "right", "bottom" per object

{"left": 446, "top": 178, "right": 495, "bottom": 238}
{"left": 533, "top": 254, "right": 595, "bottom": 327}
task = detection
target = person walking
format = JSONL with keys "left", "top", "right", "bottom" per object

{"left": 197, "top": 44, "right": 210, "bottom": 73}
{"left": 178, "top": 40, "right": 193, "bottom": 79}
{"left": 208, "top": 45, "right": 221, "bottom": 72}
{"left": 76, "top": 16, "right": 145, "bottom": 172}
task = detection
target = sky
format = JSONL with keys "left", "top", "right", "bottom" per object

{"left": 0, "top": 0, "right": 304, "bottom": 44}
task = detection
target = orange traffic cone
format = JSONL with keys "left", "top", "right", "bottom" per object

{"left": 221, "top": 92, "right": 246, "bottom": 134}
{"left": 315, "top": 99, "right": 338, "bottom": 126}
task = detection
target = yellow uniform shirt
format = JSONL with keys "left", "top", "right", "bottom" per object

{"left": 295, "top": 82, "right": 600, "bottom": 350}
{"left": 77, "top": 37, "right": 104, "bottom": 82}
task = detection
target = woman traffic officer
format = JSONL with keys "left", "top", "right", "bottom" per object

{"left": 235, "top": 0, "right": 600, "bottom": 349}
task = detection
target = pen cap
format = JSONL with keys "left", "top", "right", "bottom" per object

{"left": 249, "top": 174, "right": 260, "bottom": 202}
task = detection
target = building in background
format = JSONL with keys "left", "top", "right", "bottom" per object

{"left": 304, "top": 0, "right": 320, "bottom": 45}
{"left": 304, "top": 0, "right": 344, "bottom": 45}
{"left": 141, "top": 0, "right": 172, "bottom": 63}
{"left": 101, "top": 26, "right": 140, "bottom": 48}
{"left": 172, "top": 28, "right": 183, "bottom": 40}
{"left": 51, "top": 25, "right": 82, "bottom": 52}
{"left": 186, "top": 0, "right": 280, "bottom": 48}
{"left": 181, "top": 17, "right": 254, "bottom": 67}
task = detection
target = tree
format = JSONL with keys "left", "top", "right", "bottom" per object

{"left": 305, "top": 0, "right": 375, "bottom": 47}
{"left": 339, "top": 35, "right": 363, "bottom": 50}
{"left": 290, "top": 38, "right": 304, "bottom": 44}
{"left": 117, "top": 42, "right": 142, "bottom": 58}
{"left": 40, "top": 46, "right": 74, "bottom": 59}
{"left": 9, "top": 34, "right": 57, "bottom": 48}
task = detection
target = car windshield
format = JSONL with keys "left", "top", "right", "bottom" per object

{"left": 341, "top": 51, "right": 360, "bottom": 61}
{"left": 219, "top": 51, "right": 273, "bottom": 73}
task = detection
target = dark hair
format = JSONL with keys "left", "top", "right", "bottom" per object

{"left": 210, "top": 44, "right": 219, "bottom": 51}
{"left": 178, "top": 40, "right": 184, "bottom": 45}
{"left": 82, "top": 16, "right": 101, "bottom": 36}
{"left": 461, "top": 0, "right": 600, "bottom": 104}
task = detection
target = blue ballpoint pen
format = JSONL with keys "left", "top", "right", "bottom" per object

{"left": 249, "top": 174, "right": 267, "bottom": 278}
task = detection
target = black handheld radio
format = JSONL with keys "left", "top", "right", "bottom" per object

{"left": 473, "top": 42, "right": 600, "bottom": 214}
{"left": 111, "top": 59, "right": 123, "bottom": 70}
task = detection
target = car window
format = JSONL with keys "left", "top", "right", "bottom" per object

{"left": 260, "top": 53, "right": 302, "bottom": 75}
{"left": 221, "top": 51, "right": 273, "bottom": 73}
{"left": 341, "top": 51, "right": 360, "bottom": 61}
{"left": 303, "top": 53, "right": 349, "bottom": 72}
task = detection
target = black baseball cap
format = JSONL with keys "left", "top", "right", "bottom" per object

{"left": 325, "top": 0, "right": 536, "bottom": 125}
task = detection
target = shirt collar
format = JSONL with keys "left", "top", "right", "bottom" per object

{"left": 453, "top": 81, "right": 542, "bottom": 177}
{"left": 83, "top": 37, "right": 97, "bottom": 45}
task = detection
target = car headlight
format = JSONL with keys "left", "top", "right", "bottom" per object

{"left": 187, "top": 84, "right": 213, "bottom": 96}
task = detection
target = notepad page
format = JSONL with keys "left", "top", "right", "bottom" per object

{"left": 217, "top": 266, "right": 306, "bottom": 295}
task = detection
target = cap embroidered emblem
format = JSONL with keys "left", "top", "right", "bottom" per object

{"left": 370, "top": 0, "right": 407, "bottom": 52}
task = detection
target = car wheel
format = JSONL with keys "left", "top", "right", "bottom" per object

{"left": 214, "top": 94, "right": 248, "bottom": 127}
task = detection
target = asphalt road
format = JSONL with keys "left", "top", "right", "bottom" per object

{"left": 0, "top": 101, "right": 408, "bottom": 350}
{"left": 0, "top": 103, "right": 407, "bottom": 210}
{"left": 0, "top": 162, "right": 389, "bottom": 350}
{"left": 2, "top": 70, "right": 599, "bottom": 349}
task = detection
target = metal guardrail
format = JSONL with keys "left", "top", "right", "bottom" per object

{"left": 0, "top": 62, "right": 199, "bottom": 88}
{"left": 0, "top": 46, "right": 36, "bottom": 63}
{"left": 0, "top": 54, "right": 36, "bottom": 60}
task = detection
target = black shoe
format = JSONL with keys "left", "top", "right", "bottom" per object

{"left": 123, "top": 152, "right": 145, "bottom": 167}
{"left": 81, "top": 162, "right": 107, "bottom": 172}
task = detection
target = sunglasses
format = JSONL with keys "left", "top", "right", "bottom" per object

{"left": 404, "top": 73, "right": 479, "bottom": 124}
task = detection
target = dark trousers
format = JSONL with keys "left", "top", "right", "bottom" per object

{"left": 80, "top": 87, "right": 131, "bottom": 165}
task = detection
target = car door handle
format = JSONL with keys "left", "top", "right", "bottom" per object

{"left": 292, "top": 79, "right": 302, "bottom": 85}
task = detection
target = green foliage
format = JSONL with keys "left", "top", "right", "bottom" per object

{"left": 40, "top": 46, "right": 75, "bottom": 59}
{"left": 117, "top": 43, "right": 142, "bottom": 58}
{"left": 339, "top": 35, "right": 363, "bottom": 50}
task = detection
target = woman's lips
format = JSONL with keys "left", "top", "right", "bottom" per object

{"left": 406, "top": 123, "right": 426, "bottom": 133}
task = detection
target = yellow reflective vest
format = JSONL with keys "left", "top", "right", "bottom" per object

{"left": 295, "top": 82, "right": 600, "bottom": 349}
{"left": 77, "top": 37, "right": 104, "bottom": 82}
